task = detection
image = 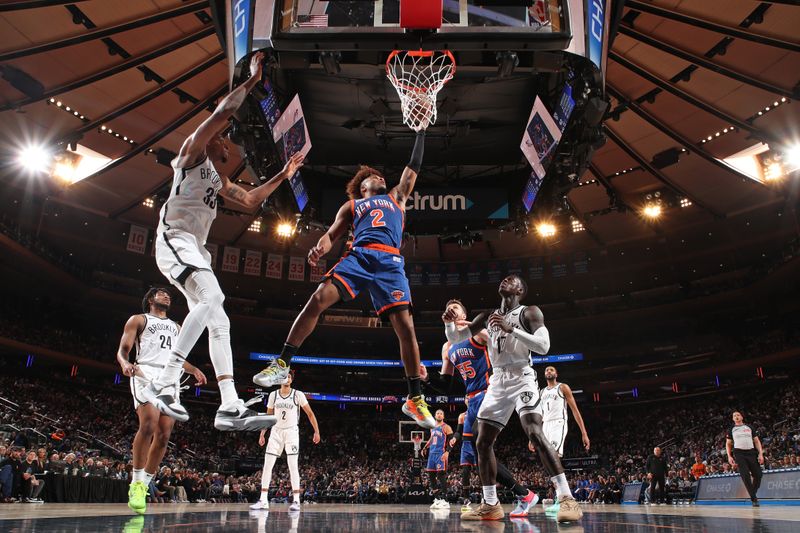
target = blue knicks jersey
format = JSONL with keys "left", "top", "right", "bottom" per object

{"left": 448, "top": 337, "right": 491, "bottom": 395}
{"left": 351, "top": 194, "right": 404, "bottom": 249}
{"left": 429, "top": 424, "right": 446, "bottom": 455}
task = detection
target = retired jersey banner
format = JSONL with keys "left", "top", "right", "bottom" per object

{"left": 244, "top": 250, "right": 262, "bottom": 276}
{"left": 265, "top": 254, "right": 283, "bottom": 279}
{"left": 486, "top": 260, "right": 503, "bottom": 283}
{"left": 205, "top": 243, "right": 219, "bottom": 269}
{"left": 309, "top": 259, "right": 327, "bottom": 283}
{"left": 407, "top": 263, "right": 425, "bottom": 286}
{"left": 466, "top": 262, "right": 482, "bottom": 284}
{"left": 222, "top": 246, "right": 240, "bottom": 273}
{"left": 425, "top": 263, "right": 443, "bottom": 286}
{"left": 288, "top": 256, "right": 305, "bottom": 282}
{"left": 529, "top": 257, "right": 544, "bottom": 280}
{"left": 506, "top": 258, "right": 524, "bottom": 277}
{"left": 550, "top": 255, "right": 568, "bottom": 278}
{"left": 445, "top": 263, "right": 462, "bottom": 286}
{"left": 126, "top": 225, "right": 148, "bottom": 254}
{"left": 573, "top": 252, "right": 589, "bottom": 274}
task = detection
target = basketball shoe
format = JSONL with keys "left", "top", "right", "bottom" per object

{"left": 214, "top": 399, "right": 277, "bottom": 431}
{"left": 556, "top": 495, "right": 583, "bottom": 522}
{"left": 461, "top": 501, "right": 504, "bottom": 521}
{"left": 253, "top": 359, "right": 291, "bottom": 388}
{"left": 140, "top": 383, "right": 188, "bottom": 422}
{"left": 402, "top": 396, "right": 436, "bottom": 428}
{"left": 127, "top": 481, "right": 147, "bottom": 514}
{"left": 250, "top": 500, "right": 269, "bottom": 510}
{"left": 509, "top": 490, "right": 539, "bottom": 517}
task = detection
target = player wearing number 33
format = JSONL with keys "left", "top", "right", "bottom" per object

{"left": 253, "top": 130, "right": 437, "bottom": 429}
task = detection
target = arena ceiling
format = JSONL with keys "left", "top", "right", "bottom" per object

{"left": 0, "top": 0, "right": 799, "bottom": 264}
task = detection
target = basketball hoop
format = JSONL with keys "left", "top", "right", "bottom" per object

{"left": 411, "top": 430, "right": 425, "bottom": 452}
{"left": 386, "top": 50, "right": 455, "bottom": 132}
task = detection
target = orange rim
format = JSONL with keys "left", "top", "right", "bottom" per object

{"left": 385, "top": 49, "right": 456, "bottom": 93}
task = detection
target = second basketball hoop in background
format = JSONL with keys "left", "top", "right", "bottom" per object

{"left": 386, "top": 50, "right": 455, "bottom": 132}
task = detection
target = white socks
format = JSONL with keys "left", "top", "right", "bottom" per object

{"left": 218, "top": 378, "right": 239, "bottom": 407}
{"left": 132, "top": 468, "right": 145, "bottom": 483}
{"left": 551, "top": 473, "right": 571, "bottom": 499}
{"left": 482, "top": 485, "right": 498, "bottom": 505}
{"left": 293, "top": 493, "right": 301, "bottom": 504}
{"left": 143, "top": 471, "right": 154, "bottom": 486}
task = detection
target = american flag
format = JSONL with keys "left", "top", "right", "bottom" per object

{"left": 297, "top": 14, "right": 328, "bottom": 27}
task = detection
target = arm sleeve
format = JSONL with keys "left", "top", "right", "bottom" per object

{"left": 267, "top": 391, "right": 276, "bottom": 409}
{"left": 406, "top": 131, "right": 425, "bottom": 173}
{"left": 296, "top": 390, "right": 308, "bottom": 407}
{"left": 445, "top": 321, "right": 470, "bottom": 344}
{"left": 510, "top": 325, "right": 551, "bottom": 355}
{"left": 451, "top": 423, "right": 464, "bottom": 444}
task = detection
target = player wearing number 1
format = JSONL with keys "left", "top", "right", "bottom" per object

{"left": 253, "top": 130, "right": 436, "bottom": 429}
{"left": 146, "top": 51, "right": 304, "bottom": 431}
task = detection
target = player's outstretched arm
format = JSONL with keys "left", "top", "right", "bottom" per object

{"left": 443, "top": 310, "right": 488, "bottom": 344}
{"left": 116, "top": 315, "right": 145, "bottom": 377}
{"left": 562, "top": 383, "right": 590, "bottom": 451}
{"left": 220, "top": 152, "right": 304, "bottom": 209}
{"left": 392, "top": 131, "right": 425, "bottom": 205}
{"left": 308, "top": 202, "right": 352, "bottom": 266}
{"left": 176, "top": 52, "right": 265, "bottom": 166}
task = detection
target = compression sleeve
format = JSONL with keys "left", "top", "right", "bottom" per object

{"left": 406, "top": 131, "right": 425, "bottom": 173}
{"left": 445, "top": 321, "right": 470, "bottom": 344}
{"left": 510, "top": 325, "right": 551, "bottom": 355}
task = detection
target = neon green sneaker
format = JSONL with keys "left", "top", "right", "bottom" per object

{"left": 402, "top": 396, "right": 436, "bottom": 429}
{"left": 128, "top": 481, "right": 147, "bottom": 514}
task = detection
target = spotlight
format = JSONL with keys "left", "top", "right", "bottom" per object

{"left": 276, "top": 221, "right": 295, "bottom": 238}
{"left": 642, "top": 204, "right": 662, "bottom": 219}
{"left": 142, "top": 197, "right": 155, "bottom": 208}
{"left": 457, "top": 232, "right": 474, "bottom": 250}
{"left": 248, "top": 219, "right": 262, "bottom": 233}
{"left": 679, "top": 198, "right": 692, "bottom": 208}
{"left": 570, "top": 218, "right": 585, "bottom": 233}
{"left": 16, "top": 144, "right": 51, "bottom": 173}
{"left": 536, "top": 222, "right": 556, "bottom": 238}
{"left": 786, "top": 144, "right": 800, "bottom": 169}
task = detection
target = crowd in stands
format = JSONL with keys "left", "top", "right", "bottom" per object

{"left": 1, "top": 360, "right": 798, "bottom": 505}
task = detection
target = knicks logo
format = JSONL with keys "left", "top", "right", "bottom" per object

{"left": 391, "top": 290, "right": 405, "bottom": 301}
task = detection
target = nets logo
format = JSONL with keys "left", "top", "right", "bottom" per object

{"left": 391, "top": 290, "right": 405, "bottom": 301}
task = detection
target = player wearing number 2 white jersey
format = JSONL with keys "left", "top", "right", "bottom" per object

{"left": 116, "top": 287, "right": 207, "bottom": 515}
{"left": 143, "top": 51, "right": 304, "bottom": 432}
{"left": 445, "top": 275, "right": 582, "bottom": 523}
{"left": 251, "top": 372, "right": 320, "bottom": 512}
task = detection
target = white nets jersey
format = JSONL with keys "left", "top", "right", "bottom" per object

{"left": 135, "top": 314, "right": 180, "bottom": 367}
{"left": 156, "top": 157, "right": 222, "bottom": 245}
{"left": 268, "top": 389, "right": 308, "bottom": 430}
{"left": 487, "top": 305, "right": 535, "bottom": 369}
{"left": 541, "top": 383, "right": 567, "bottom": 422}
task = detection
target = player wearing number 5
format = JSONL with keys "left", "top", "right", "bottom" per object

{"left": 149, "top": 51, "right": 304, "bottom": 431}
{"left": 254, "top": 131, "right": 435, "bottom": 429}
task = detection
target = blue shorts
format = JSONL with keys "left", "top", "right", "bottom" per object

{"left": 460, "top": 440, "right": 476, "bottom": 466}
{"left": 464, "top": 390, "right": 486, "bottom": 439}
{"left": 326, "top": 245, "right": 412, "bottom": 315}
{"left": 427, "top": 452, "right": 447, "bottom": 472}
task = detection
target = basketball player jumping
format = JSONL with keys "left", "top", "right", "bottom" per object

{"left": 142, "top": 51, "right": 303, "bottom": 430}
{"left": 253, "top": 131, "right": 436, "bottom": 429}
{"left": 440, "top": 299, "right": 540, "bottom": 517}
{"left": 533, "top": 366, "right": 590, "bottom": 515}
{"left": 250, "top": 372, "right": 320, "bottom": 512}
{"left": 116, "top": 287, "right": 207, "bottom": 514}
{"left": 444, "top": 275, "right": 582, "bottom": 522}
{"left": 421, "top": 409, "right": 453, "bottom": 510}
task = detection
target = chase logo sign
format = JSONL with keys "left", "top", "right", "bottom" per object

{"left": 588, "top": 0, "right": 605, "bottom": 71}
{"left": 231, "top": 0, "right": 252, "bottom": 66}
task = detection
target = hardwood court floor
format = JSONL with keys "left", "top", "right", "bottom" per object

{"left": 1, "top": 502, "right": 798, "bottom": 532}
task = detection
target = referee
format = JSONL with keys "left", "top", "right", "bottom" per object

{"left": 725, "top": 411, "right": 764, "bottom": 507}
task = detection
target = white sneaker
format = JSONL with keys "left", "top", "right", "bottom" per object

{"left": 250, "top": 500, "right": 269, "bottom": 510}
{"left": 289, "top": 501, "right": 301, "bottom": 511}
{"left": 430, "top": 498, "right": 440, "bottom": 509}
{"left": 140, "top": 382, "right": 189, "bottom": 422}
{"left": 214, "top": 399, "right": 278, "bottom": 431}
{"left": 253, "top": 360, "right": 291, "bottom": 388}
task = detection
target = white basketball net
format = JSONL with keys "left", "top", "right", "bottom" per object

{"left": 386, "top": 50, "right": 456, "bottom": 132}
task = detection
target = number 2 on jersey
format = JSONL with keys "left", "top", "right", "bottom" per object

{"left": 369, "top": 209, "right": 386, "bottom": 227}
